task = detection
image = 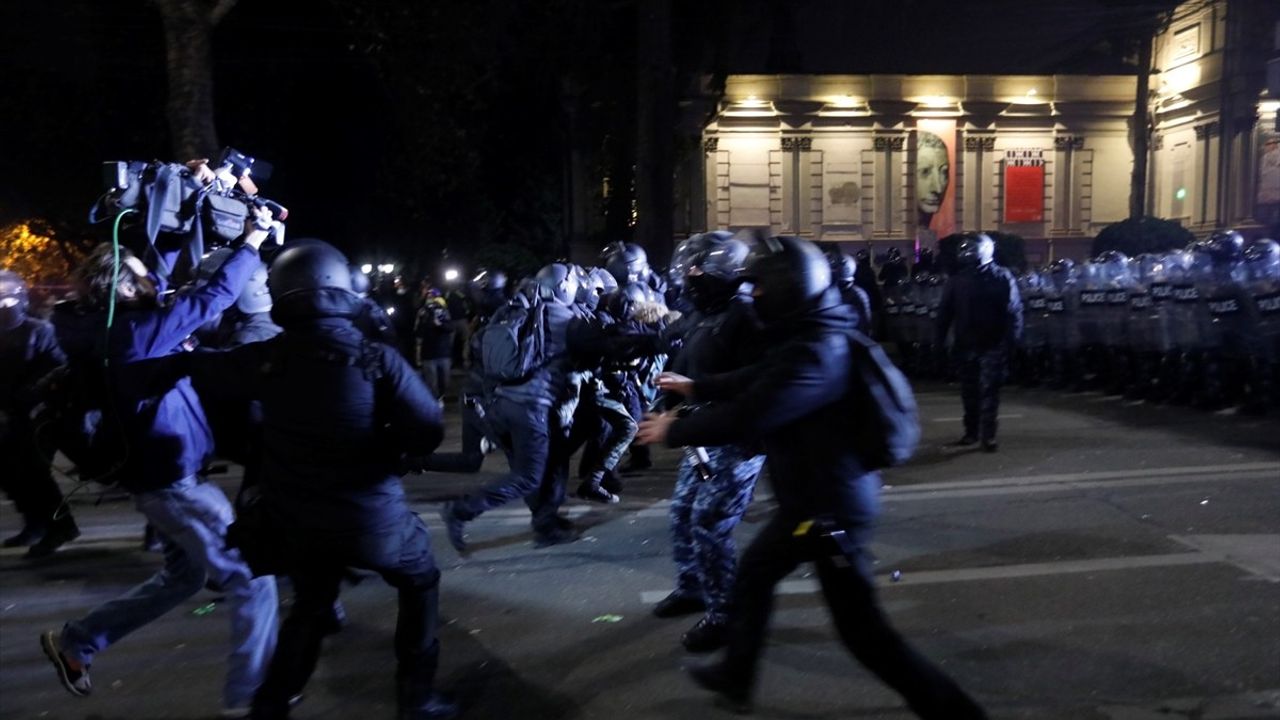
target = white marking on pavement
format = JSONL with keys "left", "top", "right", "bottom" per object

{"left": 1169, "top": 534, "right": 1280, "bottom": 582}
{"left": 929, "top": 414, "right": 1024, "bottom": 422}
{"left": 1097, "top": 689, "right": 1280, "bottom": 719}
{"left": 640, "top": 534, "right": 1280, "bottom": 603}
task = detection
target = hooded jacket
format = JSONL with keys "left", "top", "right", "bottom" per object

{"left": 666, "top": 289, "right": 880, "bottom": 528}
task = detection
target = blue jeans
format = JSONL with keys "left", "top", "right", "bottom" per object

{"left": 60, "top": 477, "right": 278, "bottom": 709}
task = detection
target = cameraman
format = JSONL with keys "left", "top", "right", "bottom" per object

{"left": 40, "top": 209, "right": 279, "bottom": 718}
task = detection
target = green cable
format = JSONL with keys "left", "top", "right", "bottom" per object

{"left": 106, "top": 208, "right": 135, "bottom": 366}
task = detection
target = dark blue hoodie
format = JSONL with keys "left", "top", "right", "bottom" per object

{"left": 666, "top": 289, "right": 880, "bottom": 529}
{"left": 53, "top": 245, "right": 261, "bottom": 493}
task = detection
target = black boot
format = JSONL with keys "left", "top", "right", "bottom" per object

{"left": 27, "top": 516, "right": 79, "bottom": 559}
{"left": 681, "top": 616, "right": 730, "bottom": 653}
{"left": 686, "top": 661, "right": 752, "bottom": 714}
{"left": 3, "top": 525, "right": 46, "bottom": 548}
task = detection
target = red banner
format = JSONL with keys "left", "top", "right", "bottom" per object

{"left": 1004, "top": 151, "right": 1044, "bottom": 223}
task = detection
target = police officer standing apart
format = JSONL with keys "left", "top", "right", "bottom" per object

{"left": 0, "top": 270, "right": 80, "bottom": 557}
{"left": 936, "top": 232, "right": 1023, "bottom": 452}
{"left": 195, "top": 241, "right": 457, "bottom": 720}
{"left": 639, "top": 236, "right": 987, "bottom": 719}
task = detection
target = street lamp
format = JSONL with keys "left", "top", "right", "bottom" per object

{"left": 360, "top": 263, "right": 373, "bottom": 274}
{"left": 444, "top": 267, "right": 460, "bottom": 283}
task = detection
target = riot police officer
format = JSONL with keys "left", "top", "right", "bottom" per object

{"left": 1243, "top": 239, "right": 1280, "bottom": 412}
{"left": 824, "top": 247, "right": 872, "bottom": 331}
{"left": 935, "top": 233, "right": 1023, "bottom": 452}
{"left": 1198, "top": 231, "right": 1251, "bottom": 410}
{"left": 651, "top": 232, "right": 765, "bottom": 654}
{"left": 1044, "top": 259, "right": 1081, "bottom": 390}
{"left": 441, "top": 263, "right": 583, "bottom": 550}
{"left": 0, "top": 270, "right": 80, "bottom": 557}
{"left": 196, "top": 240, "right": 456, "bottom": 720}
{"left": 639, "top": 235, "right": 987, "bottom": 719}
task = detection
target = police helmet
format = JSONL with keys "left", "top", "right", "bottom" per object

{"left": 742, "top": 236, "right": 832, "bottom": 323}
{"left": 1244, "top": 239, "right": 1280, "bottom": 281}
{"left": 535, "top": 263, "right": 579, "bottom": 306}
{"left": 1204, "top": 230, "right": 1245, "bottom": 264}
{"left": 604, "top": 242, "right": 650, "bottom": 286}
{"left": 825, "top": 248, "right": 856, "bottom": 289}
{"left": 269, "top": 240, "right": 359, "bottom": 324}
{"left": 270, "top": 240, "right": 354, "bottom": 297}
{"left": 957, "top": 232, "right": 995, "bottom": 268}
{"left": 1244, "top": 238, "right": 1280, "bottom": 266}
{"left": 350, "top": 266, "right": 371, "bottom": 296}
{"left": 589, "top": 266, "right": 618, "bottom": 295}
{"left": 0, "top": 269, "right": 30, "bottom": 331}
{"left": 670, "top": 231, "right": 747, "bottom": 282}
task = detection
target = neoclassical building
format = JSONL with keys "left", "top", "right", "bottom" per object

{"left": 683, "top": 0, "right": 1280, "bottom": 263}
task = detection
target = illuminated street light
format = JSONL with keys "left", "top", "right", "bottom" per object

{"left": 360, "top": 263, "right": 373, "bottom": 274}
{"left": 444, "top": 267, "right": 460, "bottom": 282}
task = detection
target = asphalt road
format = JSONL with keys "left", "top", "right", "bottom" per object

{"left": 2, "top": 384, "right": 1278, "bottom": 720}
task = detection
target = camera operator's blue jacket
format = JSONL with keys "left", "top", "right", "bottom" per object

{"left": 666, "top": 290, "right": 881, "bottom": 531}
{"left": 54, "top": 245, "right": 261, "bottom": 494}
{"left": 196, "top": 314, "right": 442, "bottom": 534}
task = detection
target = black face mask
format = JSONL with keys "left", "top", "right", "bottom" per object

{"left": 685, "top": 274, "right": 738, "bottom": 313}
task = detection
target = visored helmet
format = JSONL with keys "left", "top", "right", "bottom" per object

{"left": 535, "top": 262, "right": 579, "bottom": 306}
{"left": 0, "top": 269, "right": 30, "bottom": 331}
{"left": 589, "top": 266, "right": 618, "bottom": 295}
{"left": 672, "top": 232, "right": 749, "bottom": 313}
{"left": 669, "top": 231, "right": 746, "bottom": 284}
{"left": 603, "top": 242, "right": 650, "bottom": 286}
{"left": 957, "top": 232, "right": 995, "bottom": 268}
{"left": 742, "top": 236, "right": 832, "bottom": 324}
{"left": 1093, "top": 250, "right": 1130, "bottom": 286}
{"left": 825, "top": 247, "right": 856, "bottom": 289}
{"left": 1204, "top": 230, "right": 1245, "bottom": 264}
{"left": 269, "top": 239, "right": 359, "bottom": 324}
{"left": 1244, "top": 239, "right": 1280, "bottom": 282}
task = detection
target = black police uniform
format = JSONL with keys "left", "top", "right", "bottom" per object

{"left": 668, "top": 289, "right": 987, "bottom": 719}
{"left": 0, "top": 315, "right": 78, "bottom": 552}
{"left": 196, "top": 244, "right": 454, "bottom": 720}
{"left": 936, "top": 261, "right": 1023, "bottom": 448}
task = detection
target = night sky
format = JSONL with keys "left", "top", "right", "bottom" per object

{"left": 0, "top": 0, "right": 1179, "bottom": 275}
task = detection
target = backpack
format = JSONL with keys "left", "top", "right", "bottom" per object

{"left": 845, "top": 329, "right": 920, "bottom": 470}
{"left": 479, "top": 296, "right": 548, "bottom": 384}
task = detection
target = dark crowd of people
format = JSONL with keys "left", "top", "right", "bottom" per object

{"left": 35, "top": 183, "right": 1280, "bottom": 720}
{"left": 6, "top": 190, "right": 1279, "bottom": 717}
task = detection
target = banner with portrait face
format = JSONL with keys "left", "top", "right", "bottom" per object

{"left": 915, "top": 119, "right": 956, "bottom": 249}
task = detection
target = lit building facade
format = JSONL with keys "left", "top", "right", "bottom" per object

{"left": 684, "top": 0, "right": 1280, "bottom": 263}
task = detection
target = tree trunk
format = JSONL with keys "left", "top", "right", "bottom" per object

{"left": 153, "top": 0, "right": 230, "bottom": 160}
{"left": 1129, "top": 32, "right": 1153, "bottom": 220}
{"left": 634, "top": 0, "right": 674, "bottom": 263}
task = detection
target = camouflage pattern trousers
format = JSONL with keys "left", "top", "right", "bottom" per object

{"left": 669, "top": 446, "right": 766, "bottom": 623}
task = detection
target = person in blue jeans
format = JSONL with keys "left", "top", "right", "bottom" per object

{"left": 41, "top": 207, "right": 279, "bottom": 719}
